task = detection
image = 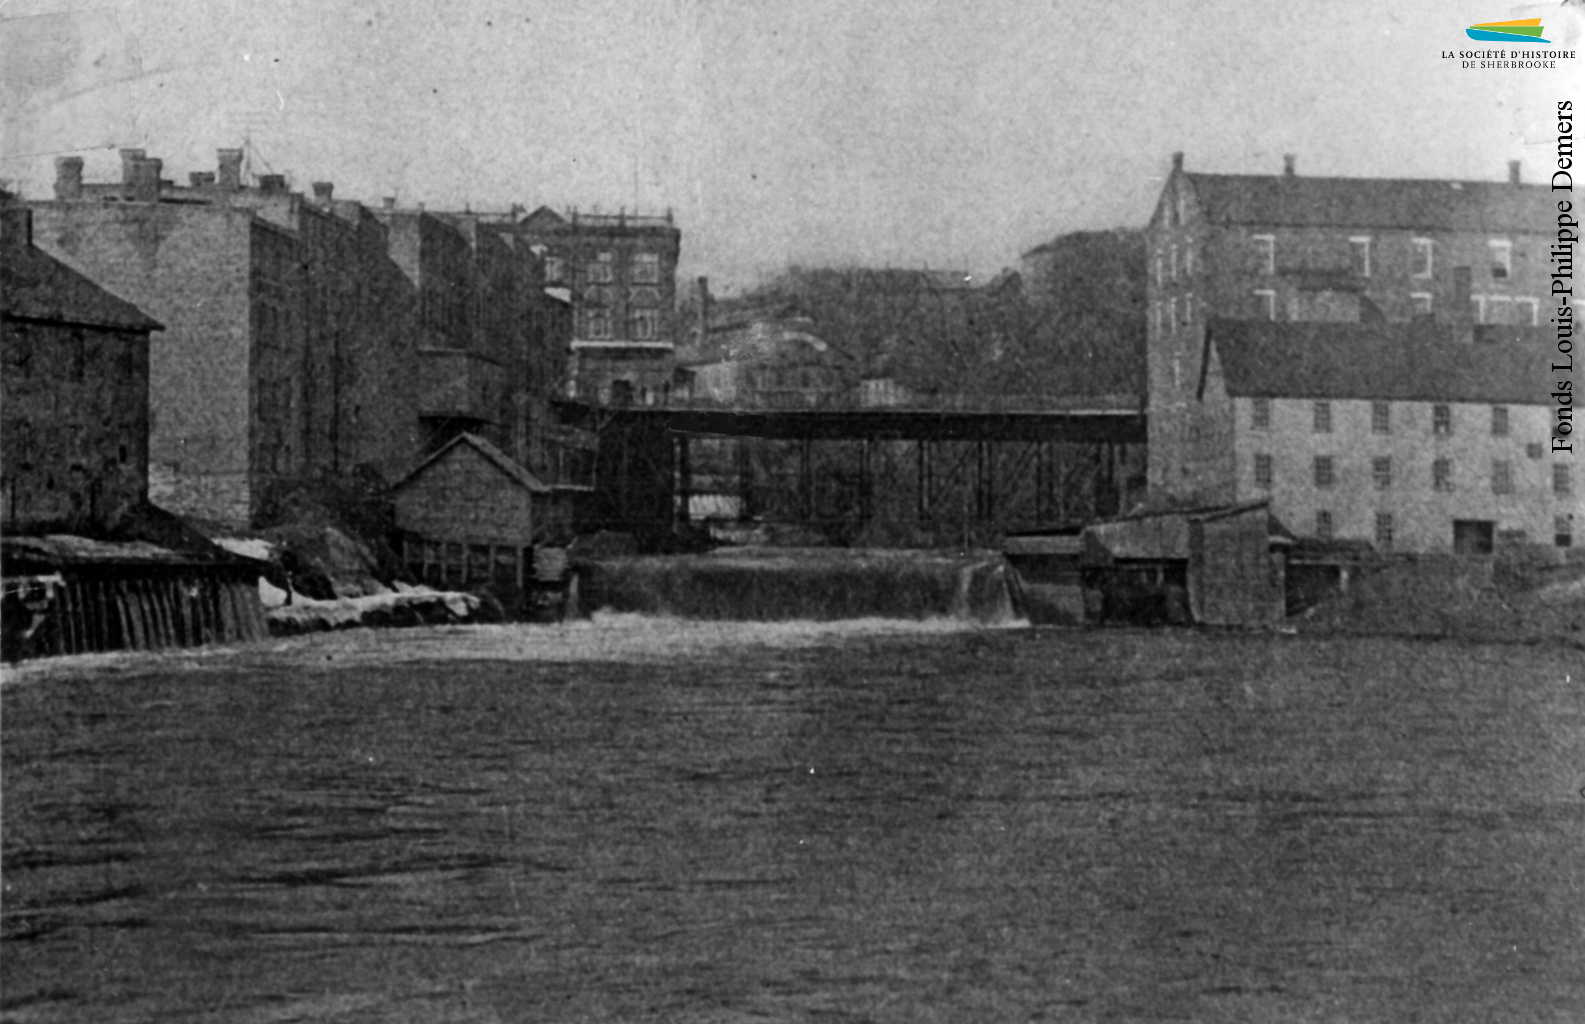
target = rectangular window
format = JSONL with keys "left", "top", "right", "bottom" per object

{"left": 1489, "top": 240, "right": 1512, "bottom": 280}
{"left": 1315, "top": 510, "right": 1334, "bottom": 540}
{"left": 1491, "top": 460, "right": 1514, "bottom": 495}
{"left": 1375, "top": 512, "right": 1394, "bottom": 549}
{"left": 1169, "top": 246, "right": 1178, "bottom": 282}
{"left": 1252, "top": 235, "right": 1275, "bottom": 275}
{"left": 1168, "top": 297, "right": 1177, "bottom": 334}
{"left": 1557, "top": 464, "right": 1573, "bottom": 496}
{"left": 1519, "top": 297, "right": 1540, "bottom": 325}
{"left": 1314, "top": 455, "right": 1335, "bottom": 489}
{"left": 1253, "top": 289, "right": 1276, "bottom": 321}
{"left": 585, "top": 310, "right": 610, "bottom": 339}
{"left": 1313, "top": 401, "right": 1332, "bottom": 433}
{"left": 1527, "top": 442, "right": 1545, "bottom": 460}
{"left": 1251, "top": 397, "right": 1272, "bottom": 430}
{"left": 1184, "top": 242, "right": 1194, "bottom": 277}
{"left": 1154, "top": 254, "right": 1163, "bottom": 288}
{"left": 1180, "top": 294, "right": 1193, "bottom": 326}
{"left": 1470, "top": 295, "right": 1487, "bottom": 324}
{"left": 1372, "top": 456, "right": 1392, "bottom": 490}
{"left": 1254, "top": 453, "right": 1273, "bottom": 488}
{"left": 1491, "top": 406, "right": 1509, "bottom": 436}
{"left": 544, "top": 256, "right": 565, "bottom": 283}
{"left": 628, "top": 309, "right": 659, "bottom": 340}
{"left": 1433, "top": 457, "right": 1453, "bottom": 491}
{"left": 1411, "top": 292, "right": 1433, "bottom": 317}
{"left": 1349, "top": 236, "right": 1371, "bottom": 278}
{"left": 631, "top": 252, "right": 660, "bottom": 284}
{"left": 1371, "top": 401, "right": 1391, "bottom": 434}
{"left": 1433, "top": 404, "right": 1452, "bottom": 436}
{"left": 586, "top": 254, "right": 614, "bottom": 284}
{"left": 1411, "top": 237, "right": 1433, "bottom": 278}
{"left": 1557, "top": 515, "right": 1574, "bottom": 548}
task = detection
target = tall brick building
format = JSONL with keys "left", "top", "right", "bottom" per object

{"left": 1145, "top": 153, "right": 1574, "bottom": 552}
{"left": 31, "top": 150, "right": 424, "bottom": 527}
{"left": 512, "top": 206, "right": 681, "bottom": 406}
{"left": 2, "top": 201, "right": 162, "bottom": 533}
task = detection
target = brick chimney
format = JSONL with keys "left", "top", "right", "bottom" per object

{"left": 119, "top": 148, "right": 146, "bottom": 184}
{"left": 1283, "top": 154, "right": 1296, "bottom": 177}
{"left": 258, "top": 174, "right": 287, "bottom": 195}
{"left": 130, "top": 158, "right": 162, "bottom": 203}
{"left": 54, "top": 156, "right": 83, "bottom": 200}
{"left": 217, "top": 148, "right": 244, "bottom": 191}
{"left": 1508, "top": 160, "right": 1521, "bottom": 184}
{"left": 382, "top": 197, "right": 396, "bottom": 210}
{"left": 1171, "top": 151, "right": 1184, "bottom": 174}
{"left": 696, "top": 276, "right": 711, "bottom": 345}
{"left": 311, "top": 181, "right": 334, "bottom": 204}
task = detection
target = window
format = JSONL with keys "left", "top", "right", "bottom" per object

{"left": 1350, "top": 236, "right": 1371, "bottom": 278}
{"left": 1154, "top": 254, "right": 1163, "bottom": 288}
{"left": 1314, "top": 455, "right": 1335, "bottom": 489}
{"left": 585, "top": 309, "right": 610, "bottom": 339}
{"left": 1315, "top": 510, "right": 1334, "bottom": 540}
{"left": 1557, "top": 515, "right": 1574, "bottom": 548}
{"left": 1433, "top": 404, "right": 1452, "bottom": 435}
{"left": 1557, "top": 464, "right": 1573, "bottom": 496}
{"left": 1251, "top": 397, "right": 1272, "bottom": 430}
{"left": 1372, "top": 456, "right": 1392, "bottom": 490}
{"left": 631, "top": 252, "right": 660, "bottom": 284}
{"left": 1375, "top": 513, "right": 1394, "bottom": 549}
{"left": 1489, "top": 239, "right": 1512, "bottom": 280}
{"left": 1313, "top": 401, "right": 1332, "bottom": 433}
{"left": 1491, "top": 460, "right": 1514, "bottom": 495}
{"left": 1412, "top": 237, "right": 1434, "bottom": 278}
{"left": 1254, "top": 453, "right": 1273, "bottom": 488}
{"left": 1527, "top": 442, "right": 1545, "bottom": 460}
{"left": 1180, "top": 294, "right": 1193, "bottom": 326}
{"left": 1491, "top": 406, "right": 1509, "bottom": 436}
{"left": 1167, "top": 297, "right": 1177, "bottom": 334}
{"left": 1371, "top": 401, "right": 1391, "bottom": 434}
{"left": 628, "top": 309, "right": 659, "bottom": 340}
{"left": 1252, "top": 235, "right": 1275, "bottom": 275}
{"left": 1411, "top": 292, "right": 1433, "bottom": 316}
{"left": 1185, "top": 242, "right": 1194, "bottom": 277}
{"left": 628, "top": 287, "right": 661, "bottom": 307}
{"left": 1253, "top": 289, "right": 1276, "bottom": 321}
{"left": 1433, "top": 458, "right": 1453, "bottom": 491}
{"left": 1470, "top": 295, "right": 1487, "bottom": 324}
{"left": 586, "top": 252, "right": 615, "bottom": 283}
{"left": 1169, "top": 246, "right": 1178, "bottom": 282}
{"left": 544, "top": 256, "right": 565, "bottom": 283}
{"left": 1518, "top": 297, "right": 1540, "bottom": 325}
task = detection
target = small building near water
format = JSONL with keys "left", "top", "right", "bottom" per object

{"left": 391, "top": 433, "right": 587, "bottom": 613}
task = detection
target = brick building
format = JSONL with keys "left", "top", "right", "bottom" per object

{"left": 31, "top": 150, "right": 422, "bottom": 527}
{"left": 2, "top": 201, "right": 163, "bottom": 533}
{"left": 1144, "top": 153, "right": 1573, "bottom": 552}
{"left": 511, "top": 206, "right": 681, "bottom": 406}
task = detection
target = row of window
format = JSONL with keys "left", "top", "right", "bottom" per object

{"left": 1155, "top": 236, "right": 1519, "bottom": 289}
{"left": 1254, "top": 399, "right": 1522, "bottom": 438}
{"left": 583, "top": 308, "right": 660, "bottom": 340}
{"left": 1311, "top": 511, "right": 1572, "bottom": 547}
{"left": 1245, "top": 290, "right": 1542, "bottom": 325}
{"left": 544, "top": 251, "right": 661, "bottom": 285}
{"left": 1253, "top": 453, "right": 1570, "bottom": 495}
{"left": 582, "top": 286, "right": 663, "bottom": 308}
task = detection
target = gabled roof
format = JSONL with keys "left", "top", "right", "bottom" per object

{"left": 1202, "top": 319, "right": 1552, "bottom": 405}
{"left": 1, "top": 240, "right": 163, "bottom": 332}
{"left": 395, "top": 433, "right": 551, "bottom": 494}
{"left": 1181, "top": 173, "right": 1555, "bottom": 234}
{"left": 518, "top": 205, "right": 566, "bottom": 229}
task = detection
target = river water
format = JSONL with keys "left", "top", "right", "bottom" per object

{"left": 3, "top": 622, "right": 1584, "bottom": 1022}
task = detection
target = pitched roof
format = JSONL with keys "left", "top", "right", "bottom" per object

{"left": 1202, "top": 319, "right": 1554, "bottom": 405}
{"left": 395, "top": 433, "right": 551, "bottom": 494}
{"left": 1182, "top": 173, "right": 1556, "bottom": 234}
{"left": 1, "top": 239, "right": 163, "bottom": 332}
{"left": 518, "top": 205, "right": 566, "bottom": 229}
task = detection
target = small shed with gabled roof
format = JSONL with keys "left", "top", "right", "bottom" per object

{"left": 391, "top": 433, "right": 585, "bottom": 603}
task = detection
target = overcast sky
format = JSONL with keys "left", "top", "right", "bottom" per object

{"left": 1, "top": 0, "right": 1574, "bottom": 293}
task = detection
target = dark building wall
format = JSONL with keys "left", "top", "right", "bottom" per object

{"left": 393, "top": 443, "right": 536, "bottom": 547}
{"left": 1, "top": 318, "right": 151, "bottom": 532}
{"left": 30, "top": 200, "right": 259, "bottom": 525}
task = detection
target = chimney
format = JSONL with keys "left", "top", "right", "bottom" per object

{"left": 0, "top": 204, "right": 32, "bottom": 247}
{"left": 131, "top": 158, "right": 162, "bottom": 202}
{"left": 382, "top": 196, "right": 396, "bottom": 210}
{"left": 189, "top": 171, "right": 216, "bottom": 188}
{"left": 696, "top": 276, "right": 711, "bottom": 343}
{"left": 1171, "top": 151, "right": 1184, "bottom": 174}
{"left": 216, "top": 148, "right": 244, "bottom": 191}
{"left": 119, "top": 148, "right": 146, "bottom": 184}
{"left": 1283, "top": 154, "right": 1296, "bottom": 177}
{"left": 1508, "top": 160, "right": 1521, "bottom": 184}
{"left": 258, "top": 174, "right": 287, "bottom": 195}
{"left": 311, "top": 181, "right": 334, "bottom": 204}
{"left": 54, "top": 156, "right": 83, "bottom": 200}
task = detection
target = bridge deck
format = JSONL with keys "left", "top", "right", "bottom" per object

{"left": 559, "top": 404, "right": 1147, "bottom": 443}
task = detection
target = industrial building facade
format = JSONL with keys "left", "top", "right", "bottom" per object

{"left": 1145, "top": 153, "right": 1573, "bottom": 552}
